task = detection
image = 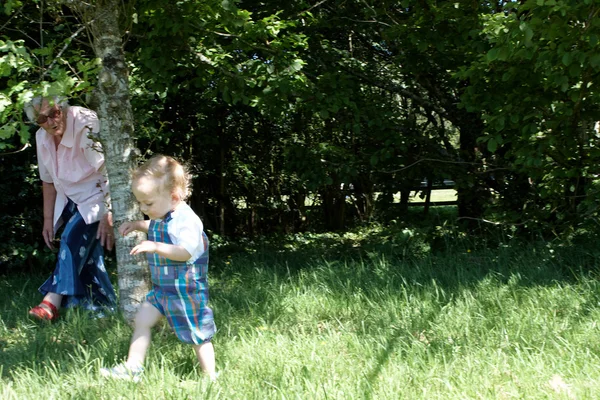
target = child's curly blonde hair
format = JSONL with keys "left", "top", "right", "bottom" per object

{"left": 131, "top": 154, "right": 191, "bottom": 200}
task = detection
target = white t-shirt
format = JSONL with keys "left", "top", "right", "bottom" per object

{"left": 159, "top": 202, "right": 206, "bottom": 263}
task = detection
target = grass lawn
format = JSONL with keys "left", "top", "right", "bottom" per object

{"left": 404, "top": 188, "right": 458, "bottom": 204}
{"left": 2, "top": 228, "right": 600, "bottom": 399}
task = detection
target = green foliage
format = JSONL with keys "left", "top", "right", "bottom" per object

{"left": 0, "top": 38, "right": 36, "bottom": 148}
{"left": 0, "top": 3, "right": 101, "bottom": 150}
{"left": 5, "top": 0, "right": 600, "bottom": 252}
{"left": 0, "top": 151, "right": 55, "bottom": 272}
{"left": 459, "top": 0, "right": 600, "bottom": 230}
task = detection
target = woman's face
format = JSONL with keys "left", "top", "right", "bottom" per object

{"left": 36, "top": 99, "right": 66, "bottom": 137}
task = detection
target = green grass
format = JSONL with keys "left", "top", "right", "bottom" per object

{"left": 2, "top": 232, "right": 600, "bottom": 399}
{"left": 403, "top": 188, "right": 458, "bottom": 204}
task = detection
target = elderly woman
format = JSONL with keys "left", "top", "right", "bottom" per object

{"left": 25, "top": 96, "right": 117, "bottom": 321}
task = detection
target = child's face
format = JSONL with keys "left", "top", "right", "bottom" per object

{"left": 132, "top": 176, "right": 177, "bottom": 220}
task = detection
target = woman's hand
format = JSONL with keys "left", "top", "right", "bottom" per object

{"left": 97, "top": 211, "right": 114, "bottom": 251}
{"left": 42, "top": 218, "right": 55, "bottom": 250}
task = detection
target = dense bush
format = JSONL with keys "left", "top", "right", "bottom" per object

{"left": 0, "top": 144, "right": 54, "bottom": 274}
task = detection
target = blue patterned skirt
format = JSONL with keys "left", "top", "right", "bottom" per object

{"left": 38, "top": 199, "right": 117, "bottom": 311}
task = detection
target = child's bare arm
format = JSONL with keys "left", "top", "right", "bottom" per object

{"left": 118, "top": 220, "right": 151, "bottom": 236}
{"left": 130, "top": 240, "right": 192, "bottom": 262}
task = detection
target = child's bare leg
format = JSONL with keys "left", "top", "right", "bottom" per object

{"left": 126, "top": 301, "right": 162, "bottom": 367}
{"left": 193, "top": 341, "right": 216, "bottom": 379}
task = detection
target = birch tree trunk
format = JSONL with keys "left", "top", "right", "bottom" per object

{"left": 72, "top": 0, "right": 150, "bottom": 322}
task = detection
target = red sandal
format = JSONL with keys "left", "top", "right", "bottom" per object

{"left": 28, "top": 300, "right": 59, "bottom": 321}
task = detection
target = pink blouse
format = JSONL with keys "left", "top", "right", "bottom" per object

{"left": 36, "top": 106, "right": 111, "bottom": 231}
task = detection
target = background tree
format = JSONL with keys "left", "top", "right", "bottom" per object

{"left": 3, "top": 0, "right": 600, "bottom": 278}
{"left": 459, "top": 0, "right": 600, "bottom": 233}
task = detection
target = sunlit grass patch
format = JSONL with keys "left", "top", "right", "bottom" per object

{"left": 2, "top": 235, "right": 600, "bottom": 398}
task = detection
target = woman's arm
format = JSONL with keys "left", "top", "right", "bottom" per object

{"left": 97, "top": 211, "right": 114, "bottom": 251}
{"left": 42, "top": 182, "right": 57, "bottom": 249}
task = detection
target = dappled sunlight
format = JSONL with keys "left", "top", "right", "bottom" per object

{"left": 4, "top": 231, "right": 600, "bottom": 398}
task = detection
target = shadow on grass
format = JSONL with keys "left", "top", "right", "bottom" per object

{"left": 0, "top": 273, "right": 134, "bottom": 380}
{"left": 208, "top": 227, "right": 600, "bottom": 396}
{"left": 3, "top": 225, "right": 600, "bottom": 395}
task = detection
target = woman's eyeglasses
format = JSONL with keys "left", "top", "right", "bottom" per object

{"left": 36, "top": 107, "right": 62, "bottom": 125}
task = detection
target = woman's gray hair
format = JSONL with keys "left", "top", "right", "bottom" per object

{"left": 24, "top": 95, "right": 69, "bottom": 122}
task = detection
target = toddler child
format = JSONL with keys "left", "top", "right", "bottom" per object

{"left": 101, "top": 154, "right": 216, "bottom": 381}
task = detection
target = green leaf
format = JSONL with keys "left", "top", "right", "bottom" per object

{"left": 524, "top": 27, "right": 534, "bottom": 46}
{"left": 497, "top": 46, "right": 510, "bottom": 61}
{"left": 0, "top": 57, "right": 10, "bottom": 77}
{"left": 370, "top": 154, "right": 378, "bottom": 166}
{"left": 0, "top": 121, "right": 17, "bottom": 139}
{"left": 562, "top": 52, "right": 572, "bottom": 66}
{"left": 568, "top": 63, "right": 580, "bottom": 77}
{"left": 0, "top": 93, "right": 11, "bottom": 112}
{"left": 590, "top": 54, "right": 600, "bottom": 69}
{"left": 18, "top": 121, "right": 30, "bottom": 143}
{"left": 495, "top": 115, "right": 505, "bottom": 131}
{"left": 221, "top": 0, "right": 234, "bottom": 11}
{"left": 488, "top": 137, "right": 497, "bottom": 153}
{"left": 570, "top": 91, "right": 580, "bottom": 102}
{"left": 222, "top": 88, "right": 231, "bottom": 103}
{"left": 318, "top": 110, "right": 329, "bottom": 119}
{"left": 289, "top": 59, "right": 304, "bottom": 72}
{"left": 486, "top": 48, "right": 499, "bottom": 62}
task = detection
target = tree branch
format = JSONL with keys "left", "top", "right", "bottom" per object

{"left": 0, "top": 142, "right": 31, "bottom": 156}
{"left": 382, "top": 157, "right": 503, "bottom": 174}
{"left": 190, "top": 45, "right": 236, "bottom": 78}
{"left": 41, "top": 24, "right": 89, "bottom": 80}
{"left": 296, "top": 0, "right": 329, "bottom": 17}
{"left": 0, "top": 5, "right": 25, "bottom": 31}
{"left": 339, "top": 64, "right": 449, "bottom": 118}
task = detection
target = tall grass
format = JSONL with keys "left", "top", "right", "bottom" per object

{"left": 2, "top": 229, "right": 600, "bottom": 399}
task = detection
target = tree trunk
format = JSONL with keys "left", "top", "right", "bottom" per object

{"left": 352, "top": 176, "right": 374, "bottom": 222}
{"left": 219, "top": 145, "right": 226, "bottom": 236}
{"left": 321, "top": 186, "right": 346, "bottom": 230}
{"left": 399, "top": 188, "right": 411, "bottom": 212}
{"left": 85, "top": 0, "right": 150, "bottom": 322}
{"left": 423, "top": 177, "right": 433, "bottom": 215}
{"left": 452, "top": 110, "right": 490, "bottom": 229}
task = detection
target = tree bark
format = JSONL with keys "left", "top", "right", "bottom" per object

{"left": 83, "top": 0, "right": 150, "bottom": 322}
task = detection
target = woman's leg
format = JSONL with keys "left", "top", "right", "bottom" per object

{"left": 28, "top": 291, "right": 63, "bottom": 320}
{"left": 126, "top": 301, "right": 163, "bottom": 368}
{"left": 38, "top": 201, "right": 116, "bottom": 310}
{"left": 42, "top": 292, "right": 63, "bottom": 309}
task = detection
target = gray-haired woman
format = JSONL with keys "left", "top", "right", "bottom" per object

{"left": 25, "top": 96, "right": 116, "bottom": 321}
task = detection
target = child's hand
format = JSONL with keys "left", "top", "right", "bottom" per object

{"left": 130, "top": 240, "right": 158, "bottom": 255}
{"left": 119, "top": 221, "right": 138, "bottom": 236}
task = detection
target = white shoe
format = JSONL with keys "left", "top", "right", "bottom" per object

{"left": 100, "top": 363, "right": 144, "bottom": 382}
